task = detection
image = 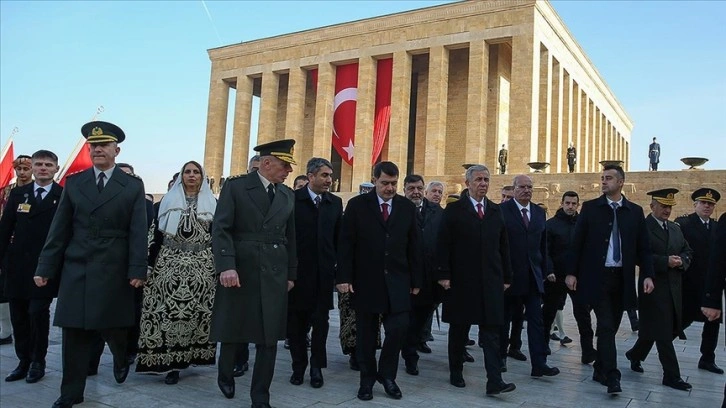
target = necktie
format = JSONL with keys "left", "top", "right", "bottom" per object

{"left": 611, "top": 202, "right": 621, "bottom": 263}
{"left": 267, "top": 184, "right": 275, "bottom": 203}
{"left": 521, "top": 208, "right": 529, "bottom": 228}
{"left": 381, "top": 203, "right": 389, "bottom": 222}
{"left": 477, "top": 203, "right": 484, "bottom": 219}
{"left": 97, "top": 172, "right": 106, "bottom": 192}
{"left": 663, "top": 222, "right": 669, "bottom": 234}
{"left": 705, "top": 221, "right": 710, "bottom": 231}
{"left": 35, "top": 187, "right": 44, "bottom": 202}
{"left": 314, "top": 195, "right": 321, "bottom": 208}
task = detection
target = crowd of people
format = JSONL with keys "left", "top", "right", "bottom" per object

{"left": 0, "top": 120, "right": 723, "bottom": 408}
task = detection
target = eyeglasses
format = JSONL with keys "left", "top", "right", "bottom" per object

{"left": 515, "top": 185, "right": 533, "bottom": 190}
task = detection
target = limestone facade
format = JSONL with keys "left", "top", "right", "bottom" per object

{"left": 204, "top": 0, "right": 633, "bottom": 191}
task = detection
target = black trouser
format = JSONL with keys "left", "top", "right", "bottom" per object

{"left": 287, "top": 306, "right": 330, "bottom": 374}
{"left": 219, "top": 342, "right": 276, "bottom": 404}
{"left": 628, "top": 336, "right": 681, "bottom": 379}
{"left": 498, "top": 298, "right": 523, "bottom": 353}
{"left": 449, "top": 323, "right": 502, "bottom": 384}
{"left": 502, "top": 291, "right": 547, "bottom": 368}
{"left": 61, "top": 327, "right": 128, "bottom": 400}
{"left": 8, "top": 298, "right": 53, "bottom": 366}
{"left": 402, "top": 303, "right": 433, "bottom": 364}
{"left": 236, "top": 343, "right": 250, "bottom": 365}
{"left": 683, "top": 317, "right": 721, "bottom": 363}
{"left": 419, "top": 303, "right": 437, "bottom": 343}
{"left": 542, "top": 282, "right": 595, "bottom": 353}
{"left": 592, "top": 268, "right": 624, "bottom": 381}
{"left": 356, "top": 310, "right": 408, "bottom": 385}
{"left": 89, "top": 287, "right": 142, "bottom": 370}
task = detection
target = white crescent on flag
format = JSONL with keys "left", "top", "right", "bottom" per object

{"left": 333, "top": 87, "right": 358, "bottom": 146}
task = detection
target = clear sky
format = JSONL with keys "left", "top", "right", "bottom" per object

{"left": 1, "top": 1, "right": 724, "bottom": 192}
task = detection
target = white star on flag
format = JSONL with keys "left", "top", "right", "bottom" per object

{"left": 342, "top": 140, "right": 354, "bottom": 161}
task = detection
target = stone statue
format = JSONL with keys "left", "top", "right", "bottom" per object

{"left": 498, "top": 144, "right": 508, "bottom": 175}
{"left": 567, "top": 143, "right": 577, "bottom": 173}
{"left": 648, "top": 137, "right": 660, "bottom": 171}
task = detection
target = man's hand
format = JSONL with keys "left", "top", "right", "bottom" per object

{"left": 504, "top": 283, "right": 511, "bottom": 291}
{"left": 667, "top": 255, "right": 682, "bottom": 268}
{"left": 643, "top": 277, "right": 655, "bottom": 294}
{"left": 702, "top": 307, "right": 722, "bottom": 321}
{"left": 34, "top": 276, "right": 48, "bottom": 287}
{"left": 547, "top": 273, "right": 556, "bottom": 282}
{"left": 220, "top": 269, "right": 240, "bottom": 288}
{"left": 438, "top": 279, "right": 451, "bottom": 290}
{"left": 411, "top": 288, "right": 420, "bottom": 295}
{"left": 336, "top": 283, "right": 353, "bottom": 293}
{"left": 129, "top": 279, "right": 145, "bottom": 288}
{"left": 565, "top": 275, "right": 577, "bottom": 291}
{"left": 287, "top": 280, "right": 294, "bottom": 292}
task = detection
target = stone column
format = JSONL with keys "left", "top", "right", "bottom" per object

{"left": 509, "top": 33, "right": 539, "bottom": 173}
{"left": 285, "top": 64, "right": 307, "bottom": 168}
{"left": 230, "top": 75, "right": 253, "bottom": 176}
{"left": 424, "top": 45, "right": 449, "bottom": 176}
{"left": 550, "top": 59, "right": 562, "bottom": 173}
{"left": 257, "top": 70, "right": 279, "bottom": 145}
{"left": 203, "top": 76, "right": 230, "bottom": 186}
{"left": 538, "top": 48, "right": 552, "bottom": 170}
{"left": 573, "top": 82, "right": 581, "bottom": 173}
{"left": 560, "top": 71, "right": 572, "bottom": 173}
{"left": 581, "top": 94, "right": 589, "bottom": 173}
{"left": 352, "top": 56, "right": 376, "bottom": 190}
{"left": 388, "top": 51, "right": 412, "bottom": 169}
{"left": 312, "top": 62, "right": 334, "bottom": 160}
{"left": 465, "top": 40, "right": 489, "bottom": 165}
{"left": 590, "top": 102, "right": 597, "bottom": 171}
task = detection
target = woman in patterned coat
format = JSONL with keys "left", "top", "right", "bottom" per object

{"left": 136, "top": 161, "right": 217, "bottom": 384}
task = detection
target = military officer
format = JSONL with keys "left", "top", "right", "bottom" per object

{"left": 35, "top": 121, "right": 148, "bottom": 408}
{"left": 498, "top": 144, "right": 508, "bottom": 175}
{"left": 210, "top": 140, "right": 297, "bottom": 408}
{"left": 675, "top": 188, "right": 722, "bottom": 374}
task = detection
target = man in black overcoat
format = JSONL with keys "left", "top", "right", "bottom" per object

{"left": 336, "top": 161, "right": 422, "bottom": 401}
{"left": 566, "top": 165, "right": 654, "bottom": 394}
{"left": 287, "top": 158, "right": 342, "bottom": 388}
{"left": 0, "top": 150, "right": 62, "bottom": 384}
{"left": 675, "top": 188, "right": 722, "bottom": 374}
{"left": 436, "top": 164, "right": 515, "bottom": 395}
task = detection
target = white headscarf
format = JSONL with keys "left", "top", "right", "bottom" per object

{"left": 157, "top": 161, "right": 216, "bottom": 236}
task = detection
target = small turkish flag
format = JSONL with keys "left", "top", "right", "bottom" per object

{"left": 332, "top": 63, "right": 358, "bottom": 165}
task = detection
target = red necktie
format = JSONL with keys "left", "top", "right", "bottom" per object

{"left": 521, "top": 208, "right": 529, "bottom": 228}
{"left": 477, "top": 203, "right": 484, "bottom": 219}
{"left": 381, "top": 203, "right": 389, "bottom": 222}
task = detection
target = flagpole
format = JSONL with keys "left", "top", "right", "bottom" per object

{"left": 1, "top": 127, "right": 19, "bottom": 159}
{"left": 56, "top": 106, "right": 104, "bottom": 181}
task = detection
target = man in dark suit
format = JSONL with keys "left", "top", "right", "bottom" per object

{"left": 400, "top": 174, "right": 442, "bottom": 376}
{"left": 500, "top": 175, "right": 559, "bottom": 377}
{"left": 625, "top": 189, "right": 693, "bottom": 391}
{"left": 567, "top": 143, "right": 577, "bottom": 173}
{"left": 675, "top": 188, "right": 722, "bottom": 374}
{"left": 566, "top": 165, "right": 655, "bottom": 394}
{"left": 0, "top": 150, "right": 62, "bottom": 384}
{"left": 337, "top": 161, "right": 422, "bottom": 401}
{"left": 287, "top": 157, "right": 342, "bottom": 389}
{"left": 211, "top": 141, "right": 297, "bottom": 408}
{"left": 35, "top": 121, "right": 148, "bottom": 408}
{"left": 702, "top": 211, "right": 726, "bottom": 327}
{"left": 436, "top": 164, "right": 515, "bottom": 395}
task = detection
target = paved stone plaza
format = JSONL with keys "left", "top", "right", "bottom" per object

{"left": 1, "top": 298, "right": 723, "bottom": 408}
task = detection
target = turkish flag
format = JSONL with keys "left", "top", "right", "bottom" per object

{"left": 57, "top": 137, "right": 92, "bottom": 186}
{"left": 0, "top": 140, "right": 15, "bottom": 189}
{"left": 371, "top": 58, "right": 393, "bottom": 164}
{"left": 332, "top": 63, "right": 359, "bottom": 165}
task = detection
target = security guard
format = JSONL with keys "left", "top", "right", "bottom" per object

{"left": 35, "top": 121, "right": 148, "bottom": 408}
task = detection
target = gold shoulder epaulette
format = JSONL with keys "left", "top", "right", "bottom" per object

{"left": 226, "top": 173, "right": 246, "bottom": 180}
{"left": 125, "top": 172, "right": 143, "bottom": 181}
{"left": 66, "top": 170, "right": 84, "bottom": 179}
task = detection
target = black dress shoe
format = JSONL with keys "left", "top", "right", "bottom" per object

{"left": 357, "top": 384, "right": 373, "bottom": 401}
{"left": 165, "top": 370, "right": 180, "bottom": 385}
{"left": 450, "top": 371, "right": 465, "bottom": 387}
{"left": 625, "top": 350, "right": 643, "bottom": 373}
{"left": 662, "top": 377, "right": 692, "bottom": 391}
{"left": 283, "top": 338, "right": 290, "bottom": 350}
{"left": 500, "top": 357, "right": 507, "bottom": 372}
{"left": 233, "top": 361, "right": 249, "bottom": 377}
{"left": 549, "top": 333, "right": 560, "bottom": 341}
{"left": 349, "top": 356, "right": 360, "bottom": 371}
{"left": 26, "top": 362, "right": 45, "bottom": 383}
{"left": 486, "top": 381, "right": 516, "bottom": 395}
{"left": 5, "top": 363, "right": 29, "bottom": 382}
{"left": 607, "top": 378, "right": 622, "bottom": 394}
{"left": 417, "top": 342, "right": 432, "bottom": 354}
{"left": 51, "top": 396, "right": 84, "bottom": 408}
{"left": 113, "top": 361, "right": 130, "bottom": 384}
{"left": 466, "top": 338, "right": 475, "bottom": 346}
{"left": 531, "top": 365, "right": 560, "bottom": 377}
{"left": 310, "top": 367, "right": 323, "bottom": 388}
{"left": 217, "top": 378, "right": 235, "bottom": 399}
{"left": 560, "top": 336, "right": 573, "bottom": 345}
{"left": 289, "top": 372, "right": 303, "bottom": 385}
{"left": 507, "top": 349, "right": 527, "bottom": 361}
{"left": 698, "top": 360, "right": 724, "bottom": 374}
{"left": 581, "top": 349, "right": 597, "bottom": 365}
{"left": 0, "top": 335, "right": 12, "bottom": 345}
{"left": 592, "top": 371, "right": 607, "bottom": 386}
{"left": 405, "top": 360, "right": 419, "bottom": 376}
{"left": 250, "top": 402, "right": 272, "bottom": 408}
{"left": 463, "top": 350, "right": 475, "bottom": 363}
{"left": 377, "top": 377, "right": 402, "bottom": 399}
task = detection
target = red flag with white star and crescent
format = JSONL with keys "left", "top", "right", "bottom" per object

{"left": 332, "top": 63, "right": 358, "bottom": 165}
